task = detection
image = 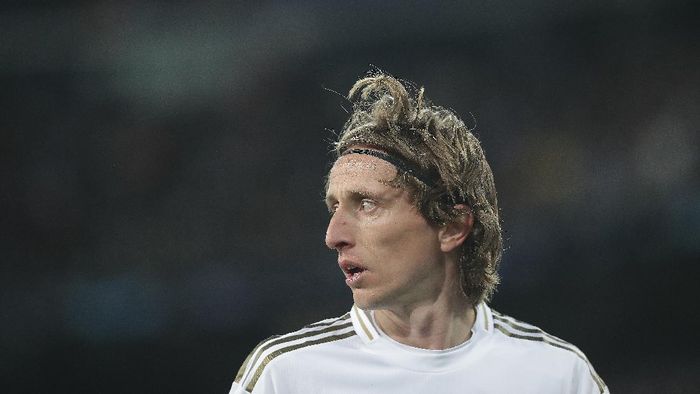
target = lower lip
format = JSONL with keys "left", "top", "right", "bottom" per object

{"left": 345, "top": 270, "right": 366, "bottom": 286}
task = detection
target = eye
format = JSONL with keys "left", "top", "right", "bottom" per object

{"left": 359, "top": 199, "right": 377, "bottom": 212}
{"left": 328, "top": 203, "right": 338, "bottom": 217}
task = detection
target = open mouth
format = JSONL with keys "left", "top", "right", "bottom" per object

{"left": 345, "top": 265, "right": 365, "bottom": 279}
{"left": 340, "top": 261, "right": 367, "bottom": 284}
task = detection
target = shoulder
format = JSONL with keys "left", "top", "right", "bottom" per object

{"left": 232, "top": 312, "right": 356, "bottom": 393}
{"left": 489, "top": 308, "right": 608, "bottom": 394}
{"left": 490, "top": 308, "right": 582, "bottom": 355}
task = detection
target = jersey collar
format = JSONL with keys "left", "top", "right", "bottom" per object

{"left": 350, "top": 304, "right": 379, "bottom": 343}
{"left": 350, "top": 302, "right": 494, "bottom": 345}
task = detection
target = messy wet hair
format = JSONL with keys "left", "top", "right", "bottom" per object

{"left": 330, "top": 71, "right": 502, "bottom": 305}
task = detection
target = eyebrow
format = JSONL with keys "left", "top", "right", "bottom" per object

{"left": 325, "top": 188, "right": 382, "bottom": 206}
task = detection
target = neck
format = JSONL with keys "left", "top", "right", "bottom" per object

{"left": 373, "top": 285, "right": 476, "bottom": 350}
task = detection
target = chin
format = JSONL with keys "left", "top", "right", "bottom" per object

{"left": 352, "top": 290, "right": 387, "bottom": 311}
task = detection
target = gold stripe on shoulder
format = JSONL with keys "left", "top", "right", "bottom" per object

{"left": 493, "top": 314, "right": 544, "bottom": 335}
{"left": 493, "top": 313, "right": 573, "bottom": 349}
{"left": 353, "top": 305, "right": 374, "bottom": 341}
{"left": 493, "top": 318, "right": 587, "bottom": 367}
{"left": 494, "top": 321, "right": 575, "bottom": 351}
{"left": 246, "top": 330, "right": 357, "bottom": 392}
{"left": 493, "top": 321, "right": 606, "bottom": 394}
{"left": 235, "top": 335, "right": 280, "bottom": 383}
{"left": 240, "top": 315, "right": 352, "bottom": 387}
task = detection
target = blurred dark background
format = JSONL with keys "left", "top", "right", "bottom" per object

{"left": 1, "top": 1, "right": 698, "bottom": 393}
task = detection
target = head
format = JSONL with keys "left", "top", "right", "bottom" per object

{"left": 325, "top": 71, "right": 502, "bottom": 306}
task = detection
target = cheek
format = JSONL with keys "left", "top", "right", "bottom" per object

{"left": 362, "top": 220, "right": 438, "bottom": 261}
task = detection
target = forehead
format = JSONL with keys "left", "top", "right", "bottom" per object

{"left": 327, "top": 154, "right": 398, "bottom": 190}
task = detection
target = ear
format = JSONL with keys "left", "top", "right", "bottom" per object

{"left": 438, "top": 204, "right": 474, "bottom": 253}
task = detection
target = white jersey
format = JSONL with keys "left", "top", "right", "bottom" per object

{"left": 230, "top": 304, "right": 608, "bottom": 394}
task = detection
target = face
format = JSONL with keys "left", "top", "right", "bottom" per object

{"left": 325, "top": 153, "right": 448, "bottom": 311}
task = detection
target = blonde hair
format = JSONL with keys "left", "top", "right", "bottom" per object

{"left": 332, "top": 71, "right": 502, "bottom": 304}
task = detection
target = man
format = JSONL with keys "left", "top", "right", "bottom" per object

{"left": 230, "top": 72, "right": 607, "bottom": 393}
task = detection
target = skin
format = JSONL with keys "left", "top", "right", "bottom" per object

{"left": 325, "top": 151, "right": 476, "bottom": 350}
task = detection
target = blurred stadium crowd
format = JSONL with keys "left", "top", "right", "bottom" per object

{"left": 1, "top": 1, "right": 698, "bottom": 393}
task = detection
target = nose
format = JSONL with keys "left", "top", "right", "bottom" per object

{"left": 325, "top": 209, "right": 352, "bottom": 251}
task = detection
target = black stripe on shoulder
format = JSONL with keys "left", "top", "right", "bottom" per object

{"left": 491, "top": 311, "right": 606, "bottom": 394}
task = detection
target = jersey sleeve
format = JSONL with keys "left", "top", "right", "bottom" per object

{"left": 228, "top": 347, "right": 255, "bottom": 394}
{"left": 229, "top": 336, "right": 279, "bottom": 394}
{"left": 571, "top": 354, "right": 609, "bottom": 394}
{"left": 228, "top": 381, "right": 251, "bottom": 394}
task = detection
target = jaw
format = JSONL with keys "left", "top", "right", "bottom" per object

{"left": 352, "top": 273, "right": 461, "bottom": 316}
{"left": 350, "top": 284, "right": 410, "bottom": 312}
{"left": 350, "top": 287, "right": 383, "bottom": 310}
